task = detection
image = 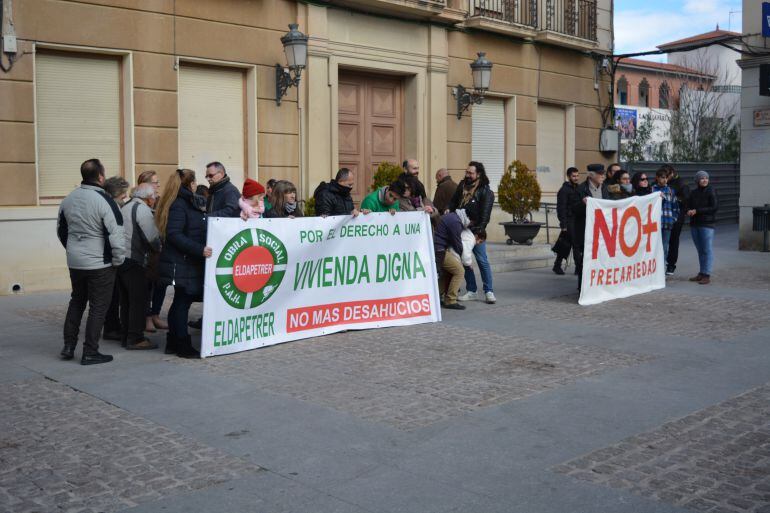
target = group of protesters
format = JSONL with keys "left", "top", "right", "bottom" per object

{"left": 553, "top": 162, "right": 718, "bottom": 291}
{"left": 57, "top": 157, "right": 497, "bottom": 364}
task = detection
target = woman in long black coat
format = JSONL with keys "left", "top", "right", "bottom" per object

{"left": 155, "top": 168, "right": 212, "bottom": 358}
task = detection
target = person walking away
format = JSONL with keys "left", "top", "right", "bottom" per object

{"left": 118, "top": 183, "right": 161, "bottom": 350}
{"left": 448, "top": 161, "right": 496, "bottom": 304}
{"left": 57, "top": 159, "right": 125, "bottom": 365}
{"left": 101, "top": 176, "right": 130, "bottom": 342}
{"left": 571, "top": 164, "right": 609, "bottom": 291}
{"left": 433, "top": 168, "right": 457, "bottom": 214}
{"left": 264, "top": 181, "right": 305, "bottom": 218}
{"left": 155, "top": 169, "right": 212, "bottom": 358}
{"left": 361, "top": 180, "right": 405, "bottom": 214}
{"left": 239, "top": 178, "right": 266, "bottom": 219}
{"left": 137, "top": 170, "right": 168, "bottom": 334}
{"left": 205, "top": 161, "right": 241, "bottom": 218}
{"left": 687, "top": 171, "right": 718, "bottom": 285}
{"left": 608, "top": 170, "right": 634, "bottom": 199}
{"left": 433, "top": 209, "right": 473, "bottom": 310}
{"left": 554, "top": 167, "right": 579, "bottom": 275}
{"left": 664, "top": 164, "right": 690, "bottom": 276}
{"left": 631, "top": 172, "right": 652, "bottom": 196}
{"left": 652, "top": 168, "right": 679, "bottom": 262}
{"left": 314, "top": 168, "right": 364, "bottom": 217}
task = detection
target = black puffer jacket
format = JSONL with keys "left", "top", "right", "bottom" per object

{"left": 207, "top": 176, "right": 241, "bottom": 218}
{"left": 687, "top": 185, "right": 718, "bottom": 228}
{"left": 158, "top": 187, "right": 207, "bottom": 297}
{"left": 556, "top": 181, "right": 578, "bottom": 229}
{"left": 667, "top": 174, "right": 691, "bottom": 223}
{"left": 314, "top": 180, "right": 354, "bottom": 216}
{"left": 447, "top": 180, "right": 494, "bottom": 233}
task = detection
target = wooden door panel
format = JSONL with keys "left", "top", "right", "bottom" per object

{"left": 339, "top": 73, "right": 402, "bottom": 203}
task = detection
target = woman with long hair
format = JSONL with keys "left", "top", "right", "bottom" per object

{"left": 631, "top": 172, "right": 652, "bottom": 196}
{"left": 264, "top": 180, "right": 304, "bottom": 218}
{"left": 155, "top": 169, "right": 211, "bottom": 358}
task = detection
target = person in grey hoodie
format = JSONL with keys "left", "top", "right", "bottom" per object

{"left": 57, "top": 159, "right": 125, "bottom": 365}
{"left": 118, "top": 183, "right": 162, "bottom": 350}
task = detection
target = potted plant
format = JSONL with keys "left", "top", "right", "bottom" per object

{"left": 370, "top": 162, "right": 403, "bottom": 191}
{"left": 498, "top": 160, "right": 542, "bottom": 245}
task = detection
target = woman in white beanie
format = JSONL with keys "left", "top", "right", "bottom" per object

{"left": 686, "top": 170, "right": 718, "bottom": 284}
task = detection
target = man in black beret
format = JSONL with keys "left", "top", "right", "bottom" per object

{"left": 571, "top": 163, "right": 610, "bottom": 291}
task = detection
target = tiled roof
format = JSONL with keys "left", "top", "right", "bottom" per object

{"left": 617, "top": 58, "right": 713, "bottom": 78}
{"left": 657, "top": 29, "right": 741, "bottom": 50}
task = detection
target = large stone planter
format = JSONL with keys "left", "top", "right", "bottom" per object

{"left": 499, "top": 221, "right": 542, "bottom": 246}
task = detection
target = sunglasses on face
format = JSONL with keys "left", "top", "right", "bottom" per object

{"left": 640, "top": 177, "right": 648, "bottom": 181}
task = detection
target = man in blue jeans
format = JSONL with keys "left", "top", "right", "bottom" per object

{"left": 447, "top": 161, "right": 496, "bottom": 304}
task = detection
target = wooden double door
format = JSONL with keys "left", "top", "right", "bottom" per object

{"left": 338, "top": 72, "right": 403, "bottom": 202}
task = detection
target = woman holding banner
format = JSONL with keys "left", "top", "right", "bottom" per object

{"left": 155, "top": 168, "right": 213, "bottom": 358}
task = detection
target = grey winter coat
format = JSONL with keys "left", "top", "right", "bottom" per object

{"left": 120, "top": 198, "right": 161, "bottom": 267}
{"left": 57, "top": 182, "right": 125, "bottom": 270}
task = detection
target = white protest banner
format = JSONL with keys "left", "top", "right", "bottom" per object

{"left": 579, "top": 193, "right": 665, "bottom": 306}
{"left": 201, "top": 212, "right": 441, "bottom": 357}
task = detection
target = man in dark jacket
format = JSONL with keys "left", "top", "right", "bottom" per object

{"left": 553, "top": 167, "right": 579, "bottom": 275}
{"left": 433, "top": 209, "right": 473, "bottom": 310}
{"left": 686, "top": 170, "right": 718, "bottom": 285}
{"left": 448, "top": 161, "right": 496, "bottom": 304}
{"left": 401, "top": 158, "right": 428, "bottom": 208}
{"left": 57, "top": 159, "right": 125, "bottom": 365}
{"left": 205, "top": 161, "right": 241, "bottom": 218}
{"left": 314, "top": 168, "right": 360, "bottom": 216}
{"left": 433, "top": 168, "right": 457, "bottom": 214}
{"left": 664, "top": 164, "right": 690, "bottom": 276}
{"left": 571, "top": 163, "right": 610, "bottom": 291}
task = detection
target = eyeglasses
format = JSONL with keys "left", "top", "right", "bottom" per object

{"left": 639, "top": 177, "right": 648, "bottom": 181}
{"left": 205, "top": 171, "right": 221, "bottom": 180}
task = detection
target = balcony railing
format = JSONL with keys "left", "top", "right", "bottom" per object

{"left": 472, "top": 0, "right": 538, "bottom": 28}
{"left": 545, "top": 0, "right": 597, "bottom": 41}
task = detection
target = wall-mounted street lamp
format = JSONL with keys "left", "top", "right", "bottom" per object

{"left": 275, "top": 23, "right": 308, "bottom": 106}
{"left": 452, "top": 52, "right": 493, "bottom": 119}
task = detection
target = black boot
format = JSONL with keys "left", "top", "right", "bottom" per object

{"left": 176, "top": 335, "right": 200, "bottom": 359}
{"left": 81, "top": 351, "right": 113, "bottom": 365}
{"left": 164, "top": 332, "right": 178, "bottom": 355}
{"left": 60, "top": 344, "right": 76, "bottom": 360}
{"left": 552, "top": 259, "right": 565, "bottom": 275}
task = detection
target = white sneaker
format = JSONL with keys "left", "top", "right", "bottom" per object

{"left": 485, "top": 291, "right": 496, "bottom": 304}
{"left": 457, "top": 291, "right": 477, "bottom": 302}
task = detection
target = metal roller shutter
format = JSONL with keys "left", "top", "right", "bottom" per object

{"left": 471, "top": 98, "right": 505, "bottom": 191}
{"left": 36, "top": 53, "right": 122, "bottom": 199}
{"left": 179, "top": 65, "right": 245, "bottom": 187}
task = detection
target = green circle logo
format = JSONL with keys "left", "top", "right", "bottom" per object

{"left": 216, "top": 228, "right": 287, "bottom": 309}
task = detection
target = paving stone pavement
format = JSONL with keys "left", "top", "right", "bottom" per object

{"left": 488, "top": 290, "right": 770, "bottom": 341}
{"left": 175, "top": 323, "right": 652, "bottom": 430}
{"left": 0, "top": 379, "right": 261, "bottom": 513}
{"left": 554, "top": 382, "right": 770, "bottom": 513}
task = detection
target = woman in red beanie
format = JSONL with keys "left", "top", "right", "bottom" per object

{"left": 239, "top": 178, "right": 266, "bottom": 220}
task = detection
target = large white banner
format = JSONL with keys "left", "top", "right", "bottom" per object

{"left": 201, "top": 212, "right": 441, "bottom": 357}
{"left": 579, "top": 194, "right": 665, "bottom": 306}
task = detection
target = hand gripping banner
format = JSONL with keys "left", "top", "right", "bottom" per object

{"left": 579, "top": 194, "right": 665, "bottom": 306}
{"left": 201, "top": 212, "right": 442, "bottom": 357}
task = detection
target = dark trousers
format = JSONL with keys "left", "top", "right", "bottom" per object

{"left": 63, "top": 267, "right": 117, "bottom": 354}
{"left": 168, "top": 286, "right": 196, "bottom": 338}
{"left": 118, "top": 262, "right": 148, "bottom": 345}
{"left": 103, "top": 280, "right": 121, "bottom": 334}
{"left": 667, "top": 219, "right": 684, "bottom": 269}
{"left": 146, "top": 282, "right": 167, "bottom": 317}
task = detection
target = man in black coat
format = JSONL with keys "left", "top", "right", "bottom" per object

{"left": 204, "top": 161, "right": 241, "bottom": 218}
{"left": 314, "top": 168, "right": 360, "bottom": 216}
{"left": 448, "top": 161, "right": 496, "bottom": 304}
{"left": 571, "top": 163, "right": 610, "bottom": 291}
{"left": 664, "top": 164, "right": 690, "bottom": 276}
{"left": 553, "top": 167, "right": 580, "bottom": 275}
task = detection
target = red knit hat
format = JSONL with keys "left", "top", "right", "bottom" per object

{"left": 242, "top": 178, "right": 265, "bottom": 198}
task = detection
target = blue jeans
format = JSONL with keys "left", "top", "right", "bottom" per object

{"left": 662, "top": 228, "right": 671, "bottom": 261}
{"left": 690, "top": 226, "right": 714, "bottom": 276}
{"left": 168, "top": 286, "right": 196, "bottom": 338}
{"left": 464, "top": 241, "right": 493, "bottom": 293}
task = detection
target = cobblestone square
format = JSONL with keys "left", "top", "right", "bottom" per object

{"left": 0, "top": 379, "right": 261, "bottom": 513}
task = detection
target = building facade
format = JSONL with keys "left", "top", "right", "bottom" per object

{"left": 0, "top": 0, "right": 614, "bottom": 294}
{"left": 738, "top": 1, "right": 770, "bottom": 250}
